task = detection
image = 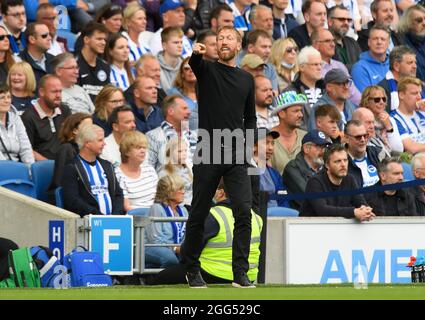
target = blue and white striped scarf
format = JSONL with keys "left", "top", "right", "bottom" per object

{"left": 228, "top": 1, "right": 251, "bottom": 32}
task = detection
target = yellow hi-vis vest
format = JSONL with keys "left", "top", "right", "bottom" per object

{"left": 199, "top": 206, "right": 263, "bottom": 281}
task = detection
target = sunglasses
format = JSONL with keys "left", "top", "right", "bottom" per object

{"left": 0, "top": 35, "right": 7, "bottom": 41}
{"left": 414, "top": 17, "right": 425, "bottom": 24}
{"left": 331, "top": 17, "right": 353, "bottom": 23}
{"left": 347, "top": 133, "right": 369, "bottom": 141}
{"left": 285, "top": 47, "right": 298, "bottom": 53}
{"left": 369, "top": 96, "right": 387, "bottom": 103}
{"left": 182, "top": 65, "right": 191, "bottom": 71}
{"left": 39, "top": 33, "right": 50, "bottom": 39}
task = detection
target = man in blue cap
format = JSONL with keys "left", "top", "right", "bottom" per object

{"left": 283, "top": 129, "right": 330, "bottom": 210}
{"left": 149, "top": 0, "right": 194, "bottom": 58}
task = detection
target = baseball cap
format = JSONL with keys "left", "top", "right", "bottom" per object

{"left": 240, "top": 54, "right": 266, "bottom": 69}
{"left": 159, "top": 0, "right": 184, "bottom": 16}
{"left": 302, "top": 129, "right": 331, "bottom": 146}
{"left": 271, "top": 90, "right": 308, "bottom": 115}
{"left": 324, "top": 68, "right": 351, "bottom": 84}
{"left": 254, "top": 127, "right": 280, "bottom": 144}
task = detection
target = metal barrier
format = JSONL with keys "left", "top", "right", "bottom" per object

{"left": 77, "top": 215, "right": 188, "bottom": 275}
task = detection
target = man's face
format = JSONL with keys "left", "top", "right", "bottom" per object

{"left": 314, "top": 29, "right": 335, "bottom": 59}
{"left": 400, "top": 84, "right": 422, "bottom": 112}
{"left": 135, "top": 77, "right": 158, "bottom": 105}
{"left": 304, "top": 143, "right": 325, "bottom": 166}
{"left": 214, "top": 10, "right": 234, "bottom": 29}
{"left": 163, "top": 35, "right": 183, "bottom": 57}
{"left": 203, "top": 36, "right": 218, "bottom": 60}
{"left": 114, "top": 110, "right": 136, "bottom": 134}
{"left": 56, "top": 58, "right": 79, "bottom": 86}
{"left": 346, "top": 125, "right": 368, "bottom": 156}
{"left": 40, "top": 78, "right": 62, "bottom": 110}
{"left": 163, "top": 7, "right": 185, "bottom": 28}
{"left": 327, "top": 80, "right": 350, "bottom": 102}
{"left": 326, "top": 150, "right": 348, "bottom": 179}
{"left": 37, "top": 7, "right": 58, "bottom": 36}
{"left": 316, "top": 115, "right": 339, "bottom": 139}
{"left": 373, "top": 0, "right": 394, "bottom": 26}
{"left": 3, "top": 5, "right": 26, "bottom": 33}
{"left": 31, "top": 24, "right": 52, "bottom": 52}
{"left": 360, "top": 112, "right": 376, "bottom": 138}
{"left": 169, "top": 98, "right": 191, "bottom": 123}
{"left": 85, "top": 31, "right": 107, "bottom": 55}
{"left": 300, "top": 54, "right": 322, "bottom": 82}
{"left": 414, "top": 158, "right": 425, "bottom": 189}
{"left": 328, "top": 8, "right": 351, "bottom": 37}
{"left": 380, "top": 162, "right": 404, "bottom": 186}
{"left": 255, "top": 77, "right": 273, "bottom": 108}
{"left": 410, "top": 9, "right": 425, "bottom": 36}
{"left": 368, "top": 29, "right": 389, "bottom": 56}
{"left": 304, "top": 2, "right": 327, "bottom": 29}
{"left": 243, "top": 64, "right": 264, "bottom": 77}
{"left": 255, "top": 135, "right": 275, "bottom": 163}
{"left": 138, "top": 58, "right": 161, "bottom": 86}
{"left": 253, "top": 8, "right": 273, "bottom": 36}
{"left": 217, "top": 29, "right": 241, "bottom": 62}
{"left": 397, "top": 54, "right": 417, "bottom": 78}
{"left": 248, "top": 36, "right": 272, "bottom": 61}
{"left": 279, "top": 105, "right": 303, "bottom": 129}
{"left": 86, "top": 130, "right": 106, "bottom": 156}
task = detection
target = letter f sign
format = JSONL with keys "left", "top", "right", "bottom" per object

{"left": 103, "top": 229, "right": 121, "bottom": 263}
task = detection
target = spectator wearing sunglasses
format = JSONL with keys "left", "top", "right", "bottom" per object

{"left": 377, "top": 45, "right": 419, "bottom": 111}
{"left": 327, "top": 5, "right": 361, "bottom": 72}
{"left": 0, "top": 26, "right": 16, "bottom": 83}
{"left": 19, "top": 22, "right": 54, "bottom": 84}
{"left": 269, "top": 38, "right": 299, "bottom": 92}
{"left": 345, "top": 120, "right": 383, "bottom": 188}
{"left": 398, "top": 5, "right": 425, "bottom": 83}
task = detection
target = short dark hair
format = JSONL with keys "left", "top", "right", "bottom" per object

{"left": 1, "top": 0, "right": 23, "bottom": 16}
{"left": 302, "top": 0, "right": 325, "bottom": 15}
{"left": 161, "top": 94, "right": 183, "bottom": 116}
{"left": 24, "top": 22, "right": 44, "bottom": 43}
{"left": 246, "top": 29, "right": 271, "bottom": 46}
{"left": 108, "top": 105, "right": 133, "bottom": 128}
{"left": 344, "top": 119, "right": 363, "bottom": 135}
{"left": 315, "top": 104, "right": 342, "bottom": 121}
{"left": 328, "top": 4, "right": 349, "bottom": 18}
{"left": 81, "top": 21, "right": 109, "bottom": 40}
{"left": 323, "top": 143, "right": 346, "bottom": 164}
{"left": 209, "top": 4, "right": 233, "bottom": 24}
{"left": 197, "top": 30, "right": 217, "bottom": 44}
{"left": 378, "top": 156, "right": 401, "bottom": 173}
{"left": 369, "top": 23, "right": 391, "bottom": 38}
{"left": 389, "top": 45, "right": 416, "bottom": 71}
{"left": 0, "top": 83, "right": 10, "bottom": 95}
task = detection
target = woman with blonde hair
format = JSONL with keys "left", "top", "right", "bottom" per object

{"left": 121, "top": 4, "right": 151, "bottom": 65}
{"left": 158, "top": 137, "right": 193, "bottom": 208}
{"left": 167, "top": 57, "right": 198, "bottom": 130}
{"left": 92, "top": 84, "right": 125, "bottom": 136}
{"left": 269, "top": 38, "right": 299, "bottom": 92}
{"left": 115, "top": 131, "right": 158, "bottom": 212}
{"left": 145, "top": 174, "right": 188, "bottom": 268}
{"left": 7, "top": 61, "right": 36, "bottom": 114}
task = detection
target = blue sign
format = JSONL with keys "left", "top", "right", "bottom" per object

{"left": 89, "top": 215, "right": 133, "bottom": 275}
{"left": 49, "top": 220, "right": 64, "bottom": 261}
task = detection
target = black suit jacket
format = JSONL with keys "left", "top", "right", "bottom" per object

{"left": 61, "top": 156, "right": 124, "bottom": 217}
{"left": 19, "top": 49, "right": 54, "bottom": 84}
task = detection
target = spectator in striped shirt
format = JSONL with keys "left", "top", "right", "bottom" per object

{"left": 106, "top": 33, "right": 134, "bottom": 91}
{"left": 115, "top": 130, "right": 158, "bottom": 212}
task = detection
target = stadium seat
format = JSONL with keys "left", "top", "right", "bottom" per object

{"left": 0, "top": 161, "right": 36, "bottom": 198}
{"left": 127, "top": 207, "right": 150, "bottom": 216}
{"left": 55, "top": 187, "right": 64, "bottom": 209}
{"left": 31, "top": 160, "right": 54, "bottom": 202}
{"left": 57, "top": 29, "right": 77, "bottom": 52}
{"left": 267, "top": 206, "right": 299, "bottom": 217}
{"left": 402, "top": 162, "right": 414, "bottom": 181}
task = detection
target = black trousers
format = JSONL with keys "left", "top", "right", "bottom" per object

{"left": 181, "top": 163, "right": 252, "bottom": 277}
{"left": 0, "top": 237, "right": 18, "bottom": 281}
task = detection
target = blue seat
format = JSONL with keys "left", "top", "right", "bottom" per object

{"left": 0, "top": 161, "right": 35, "bottom": 198}
{"left": 127, "top": 207, "right": 150, "bottom": 216}
{"left": 402, "top": 162, "right": 414, "bottom": 181}
{"left": 57, "top": 29, "right": 77, "bottom": 52}
{"left": 267, "top": 206, "right": 299, "bottom": 217}
{"left": 55, "top": 187, "right": 64, "bottom": 209}
{"left": 31, "top": 160, "right": 54, "bottom": 202}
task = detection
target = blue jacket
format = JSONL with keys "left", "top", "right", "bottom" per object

{"left": 260, "top": 165, "right": 289, "bottom": 208}
{"left": 351, "top": 51, "right": 389, "bottom": 92}
{"left": 24, "top": 0, "right": 77, "bottom": 22}
{"left": 130, "top": 103, "right": 164, "bottom": 133}
{"left": 272, "top": 14, "right": 299, "bottom": 40}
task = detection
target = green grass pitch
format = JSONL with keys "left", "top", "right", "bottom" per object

{"left": 2, "top": 284, "right": 425, "bottom": 300}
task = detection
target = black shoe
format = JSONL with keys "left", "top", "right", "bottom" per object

{"left": 232, "top": 273, "right": 256, "bottom": 288}
{"left": 185, "top": 271, "right": 207, "bottom": 288}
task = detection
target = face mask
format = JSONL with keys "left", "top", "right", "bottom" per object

{"left": 281, "top": 61, "right": 295, "bottom": 69}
